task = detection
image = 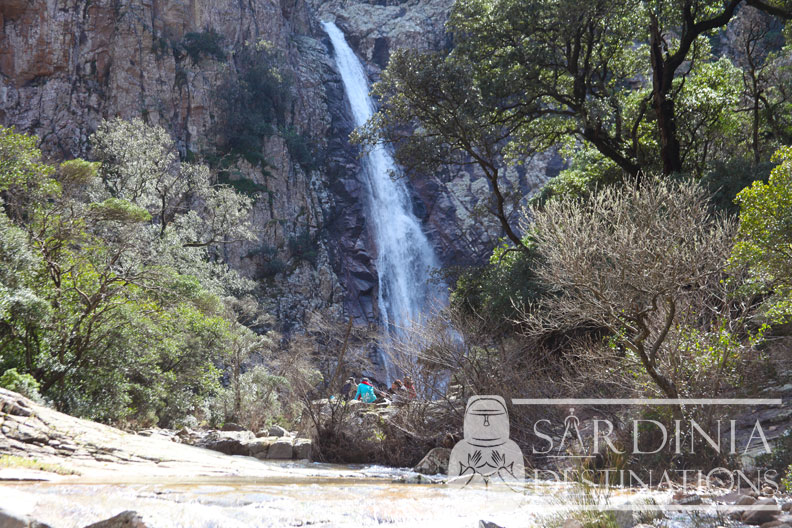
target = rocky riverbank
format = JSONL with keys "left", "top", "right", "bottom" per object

{"left": 0, "top": 387, "right": 313, "bottom": 482}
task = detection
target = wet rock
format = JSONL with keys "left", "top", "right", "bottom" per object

{"left": 717, "top": 492, "right": 756, "bottom": 506}
{"left": 266, "top": 438, "right": 294, "bottom": 459}
{"left": 742, "top": 498, "right": 780, "bottom": 525}
{"left": 674, "top": 494, "right": 703, "bottom": 506}
{"left": 783, "top": 502, "right": 792, "bottom": 512}
{"left": 293, "top": 438, "right": 313, "bottom": 460}
{"left": 413, "top": 447, "right": 450, "bottom": 475}
{"left": 268, "top": 425, "right": 288, "bottom": 438}
{"left": 83, "top": 511, "right": 147, "bottom": 528}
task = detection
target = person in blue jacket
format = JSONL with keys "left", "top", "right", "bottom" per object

{"left": 354, "top": 377, "right": 377, "bottom": 403}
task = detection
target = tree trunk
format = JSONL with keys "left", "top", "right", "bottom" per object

{"left": 649, "top": 17, "right": 684, "bottom": 176}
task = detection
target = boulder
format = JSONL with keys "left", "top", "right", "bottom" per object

{"left": 246, "top": 438, "right": 273, "bottom": 458}
{"left": 784, "top": 503, "right": 792, "bottom": 512}
{"left": 413, "top": 447, "right": 450, "bottom": 475}
{"left": 479, "top": 522, "right": 505, "bottom": 528}
{"left": 268, "top": 425, "right": 289, "bottom": 437}
{"left": 293, "top": 438, "right": 313, "bottom": 460}
{"left": 198, "top": 431, "right": 254, "bottom": 456}
{"left": 266, "top": 438, "right": 294, "bottom": 459}
{"left": 743, "top": 498, "right": 780, "bottom": 525}
{"left": 737, "top": 495, "right": 759, "bottom": 506}
{"left": 83, "top": 511, "right": 147, "bottom": 528}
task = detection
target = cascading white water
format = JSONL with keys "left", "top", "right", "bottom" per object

{"left": 322, "top": 21, "right": 441, "bottom": 381}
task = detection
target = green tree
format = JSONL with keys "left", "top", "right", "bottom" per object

{"left": 731, "top": 145, "right": 792, "bottom": 319}
{"left": 358, "top": 0, "right": 792, "bottom": 242}
{"left": 0, "top": 122, "right": 268, "bottom": 425}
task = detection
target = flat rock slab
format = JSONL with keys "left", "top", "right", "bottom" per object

{"left": 0, "top": 388, "right": 290, "bottom": 480}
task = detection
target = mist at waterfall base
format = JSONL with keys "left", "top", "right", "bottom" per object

{"left": 322, "top": 21, "right": 446, "bottom": 383}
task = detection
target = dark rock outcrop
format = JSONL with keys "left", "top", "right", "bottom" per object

{"left": 83, "top": 511, "right": 147, "bottom": 528}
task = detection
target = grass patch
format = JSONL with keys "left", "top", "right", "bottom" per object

{"left": 0, "top": 454, "right": 79, "bottom": 475}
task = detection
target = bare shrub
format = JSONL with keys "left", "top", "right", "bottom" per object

{"left": 523, "top": 177, "right": 761, "bottom": 402}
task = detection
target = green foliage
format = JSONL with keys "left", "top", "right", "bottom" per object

{"left": 282, "top": 127, "right": 320, "bottom": 173}
{"left": 209, "top": 365, "right": 289, "bottom": 431}
{"left": 288, "top": 229, "right": 318, "bottom": 266}
{"left": 59, "top": 159, "right": 99, "bottom": 185}
{"left": 89, "top": 198, "right": 152, "bottom": 223}
{"left": 216, "top": 40, "right": 290, "bottom": 166}
{"left": 701, "top": 158, "right": 772, "bottom": 214}
{"left": 0, "top": 122, "right": 271, "bottom": 427}
{"left": 0, "top": 455, "right": 77, "bottom": 475}
{"left": 731, "top": 146, "right": 792, "bottom": 320}
{"left": 530, "top": 145, "right": 624, "bottom": 206}
{"left": 181, "top": 29, "right": 226, "bottom": 63}
{"left": 360, "top": 0, "right": 792, "bottom": 235}
{"left": 217, "top": 171, "right": 270, "bottom": 198}
{"left": 756, "top": 429, "right": 792, "bottom": 475}
{"left": 0, "top": 368, "right": 42, "bottom": 401}
{"left": 451, "top": 234, "right": 545, "bottom": 330}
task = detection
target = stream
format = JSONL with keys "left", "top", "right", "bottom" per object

{"left": 0, "top": 459, "right": 694, "bottom": 528}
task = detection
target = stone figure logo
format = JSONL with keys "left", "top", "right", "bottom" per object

{"left": 448, "top": 395, "right": 525, "bottom": 491}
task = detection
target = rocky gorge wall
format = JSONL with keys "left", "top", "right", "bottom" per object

{"left": 0, "top": 0, "right": 557, "bottom": 332}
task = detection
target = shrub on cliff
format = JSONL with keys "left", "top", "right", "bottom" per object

{"left": 181, "top": 29, "right": 226, "bottom": 63}
{"left": 216, "top": 40, "right": 289, "bottom": 166}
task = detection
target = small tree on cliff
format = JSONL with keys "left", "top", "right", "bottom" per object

{"left": 524, "top": 178, "right": 756, "bottom": 400}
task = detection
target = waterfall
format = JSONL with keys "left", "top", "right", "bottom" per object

{"left": 322, "top": 21, "right": 442, "bottom": 382}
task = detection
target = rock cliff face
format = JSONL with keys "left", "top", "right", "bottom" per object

{"left": 0, "top": 0, "right": 554, "bottom": 330}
